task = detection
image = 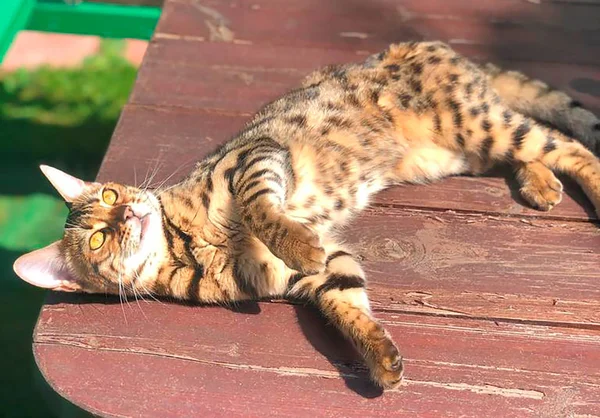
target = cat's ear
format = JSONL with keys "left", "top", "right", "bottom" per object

{"left": 13, "top": 241, "right": 81, "bottom": 292}
{"left": 40, "top": 165, "right": 99, "bottom": 202}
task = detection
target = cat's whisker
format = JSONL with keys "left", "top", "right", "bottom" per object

{"left": 130, "top": 280, "right": 148, "bottom": 319}
{"left": 143, "top": 159, "right": 163, "bottom": 192}
{"left": 140, "top": 158, "right": 158, "bottom": 190}
{"left": 149, "top": 160, "right": 195, "bottom": 194}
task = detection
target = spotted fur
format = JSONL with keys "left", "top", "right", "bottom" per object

{"left": 16, "top": 41, "right": 600, "bottom": 390}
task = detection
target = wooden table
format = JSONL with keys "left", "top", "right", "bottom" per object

{"left": 33, "top": 1, "right": 600, "bottom": 416}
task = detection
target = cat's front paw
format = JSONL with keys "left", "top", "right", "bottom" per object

{"left": 273, "top": 220, "right": 326, "bottom": 274}
{"left": 369, "top": 337, "right": 404, "bottom": 390}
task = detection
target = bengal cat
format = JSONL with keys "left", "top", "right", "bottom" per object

{"left": 14, "top": 42, "right": 600, "bottom": 389}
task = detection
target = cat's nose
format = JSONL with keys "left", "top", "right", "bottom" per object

{"left": 116, "top": 205, "right": 136, "bottom": 222}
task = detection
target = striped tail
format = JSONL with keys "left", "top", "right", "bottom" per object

{"left": 482, "top": 63, "right": 600, "bottom": 156}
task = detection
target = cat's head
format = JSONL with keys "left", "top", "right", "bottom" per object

{"left": 13, "top": 166, "right": 166, "bottom": 294}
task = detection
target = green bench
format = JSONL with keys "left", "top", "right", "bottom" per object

{"left": 0, "top": 0, "right": 162, "bottom": 62}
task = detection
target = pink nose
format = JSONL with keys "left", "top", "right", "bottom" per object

{"left": 117, "top": 205, "right": 137, "bottom": 222}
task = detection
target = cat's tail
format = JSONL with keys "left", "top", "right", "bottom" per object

{"left": 481, "top": 63, "right": 600, "bottom": 155}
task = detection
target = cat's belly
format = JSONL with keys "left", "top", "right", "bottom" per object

{"left": 394, "top": 146, "right": 468, "bottom": 183}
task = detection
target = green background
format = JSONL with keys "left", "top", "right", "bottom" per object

{"left": 0, "top": 40, "right": 136, "bottom": 417}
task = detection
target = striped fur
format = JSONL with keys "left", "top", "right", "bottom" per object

{"left": 19, "top": 41, "right": 600, "bottom": 390}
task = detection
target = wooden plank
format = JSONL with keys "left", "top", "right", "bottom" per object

{"left": 99, "top": 105, "right": 596, "bottom": 221}
{"left": 352, "top": 207, "right": 600, "bottom": 325}
{"left": 130, "top": 40, "right": 600, "bottom": 115}
{"left": 33, "top": 301, "right": 600, "bottom": 417}
{"left": 155, "top": 0, "right": 600, "bottom": 66}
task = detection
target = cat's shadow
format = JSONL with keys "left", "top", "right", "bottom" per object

{"left": 292, "top": 303, "right": 385, "bottom": 398}
{"left": 43, "top": 291, "right": 263, "bottom": 314}
{"left": 43, "top": 292, "right": 382, "bottom": 397}
{"left": 479, "top": 165, "right": 597, "bottom": 219}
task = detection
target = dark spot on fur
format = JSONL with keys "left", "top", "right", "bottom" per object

{"left": 287, "top": 115, "right": 307, "bottom": 126}
{"left": 385, "top": 64, "right": 400, "bottom": 72}
{"left": 569, "top": 100, "right": 583, "bottom": 109}
{"left": 409, "top": 79, "right": 422, "bottom": 94}
{"left": 543, "top": 137, "right": 557, "bottom": 154}
{"left": 447, "top": 99, "right": 462, "bottom": 128}
{"left": 502, "top": 109, "right": 513, "bottom": 127}
{"left": 410, "top": 62, "right": 423, "bottom": 75}
{"left": 347, "top": 94, "right": 360, "bottom": 107}
{"left": 427, "top": 56, "right": 441, "bottom": 65}
{"left": 470, "top": 107, "right": 481, "bottom": 117}
{"left": 465, "top": 83, "right": 474, "bottom": 97}
{"left": 480, "top": 136, "right": 494, "bottom": 161}
{"left": 433, "top": 114, "right": 442, "bottom": 133}
{"left": 201, "top": 193, "right": 210, "bottom": 208}
{"left": 512, "top": 122, "right": 531, "bottom": 149}
{"left": 399, "top": 93, "right": 412, "bottom": 108}
{"left": 326, "top": 116, "right": 352, "bottom": 129}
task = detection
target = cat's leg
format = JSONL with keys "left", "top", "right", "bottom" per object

{"left": 229, "top": 139, "right": 326, "bottom": 274}
{"left": 482, "top": 63, "right": 600, "bottom": 155}
{"left": 287, "top": 242, "right": 403, "bottom": 389}
{"left": 454, "top": 98, "right": 600, "bottom": 215}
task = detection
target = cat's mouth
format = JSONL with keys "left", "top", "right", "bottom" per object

{"left": 123, "top": 211, "right": 156, "bottom": 256}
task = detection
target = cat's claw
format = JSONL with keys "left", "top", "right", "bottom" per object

{"left": 370, "top": 337, "right": 404, "bottom": 390}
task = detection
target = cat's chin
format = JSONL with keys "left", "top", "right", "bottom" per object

{"left": 137, "top": 212, "right": 156, "bottom": 254}
{"left": 128, "top": 210, "right": 162, "bottom": 263}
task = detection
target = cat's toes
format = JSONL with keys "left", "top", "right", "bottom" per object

{"left": 275, "top": 221, "right": 326, "bottom": 274}
{"left": 285, "top": 243, "right": 326, "bottom": 274}
{"left": 370, "top": 338, "right": 404, "bottom": 390}
{"left": 520, "top": 177, "right": 563, "bottom": 211}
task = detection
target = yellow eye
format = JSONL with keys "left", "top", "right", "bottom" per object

{"left": 89, "top": 230, "right": 106, "bottom": 250}
{"left": 102, "top": 188, "right": 118, "bottom": 205}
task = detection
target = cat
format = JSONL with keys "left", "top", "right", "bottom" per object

{"left": 14, "top": 41, "right": 600, "bottom": 390}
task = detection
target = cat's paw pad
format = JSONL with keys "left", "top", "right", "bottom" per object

{"left": 275, "top": 221, "right": 326, "bottom": 274}
{"left": 371, "top": 338, "right": 404, "bottom": 390}
{"left": 520, "top": 176, "right": 563, "bottom": 211}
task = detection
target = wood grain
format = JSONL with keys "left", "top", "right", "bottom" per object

{"left": 131, "top": 40, "right": 600, "bottom": 115}
{"left": 34, "top": 301, "right": 600, "bottom": 417}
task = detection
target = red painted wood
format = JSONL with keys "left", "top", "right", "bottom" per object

{"left": 156, "top": 0, "right": 600, "bottom": 65}
{"left": 34, "top": 301, "right": 600, "bottom": 417}
{"left": 34, "top": 0, "right": 600, "bottom": 416}
{"left": 131, "top": 40, "right": 600, "bottom": 115}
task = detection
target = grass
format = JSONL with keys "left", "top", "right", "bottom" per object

{"left": 0, "top": 39, "right": 137, "bottom": 417}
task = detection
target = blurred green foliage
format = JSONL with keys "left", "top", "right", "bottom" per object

{"left": 0, "top": 39, "right": 136, "bottom": 162}
{"left": 0, "top": 39, "right": 137, "bottom": 417}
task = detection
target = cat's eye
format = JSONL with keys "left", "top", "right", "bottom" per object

{"left": 89, "top": 230, "right": 106, "bottom": 250}
{"left": 102, "top": 188, "right": 118, "bottom": 205}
